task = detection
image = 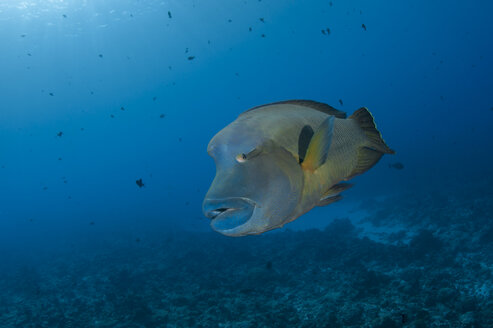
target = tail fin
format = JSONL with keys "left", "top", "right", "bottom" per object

{"left": 347, "top": 107, "right": 395, "bottom": 178}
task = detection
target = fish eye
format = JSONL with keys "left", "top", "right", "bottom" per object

{"left": 236, "top": 153, "right": 247, "bottom": 163}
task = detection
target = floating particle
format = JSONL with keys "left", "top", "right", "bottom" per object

{"left": 178, "top": 137, "right": 182, "bottom": 142}
{"left": 188, "top": 56, "right": 195, "bottom": 60}
{"left": 259, "top": 18, "right": 265, "bottom": 23}
{"left": 90, "top": 221, "right": 95, "bottom": 225}
{"left": 90, "top": 91, "right": 94, "bottom": 95}
{"left": 135, "top": 237, "right": 141, "bottom": 243}
{"left": 228, "top": 19, "right": 232, "bottom": 23}
{"left": 249, "top": 27, "right": 252, "bottom": 32}
{"left": 168, "top": 66, "right": 172, "bottom": 70}
{"left": 168, "top": 11, "right": 172, "bottom": 18}
{"left": 136, "top": 178, "right": 145, "bottom": 188}
{"left": 110, "top": 114, "right": 115, "bottom": 118}
{"left": 153, "top": 96, "right": 157, "bottom": 101}
{"left": 62, "top": 14, "right": 67, "bottom": 18}
{"left": 21, "top": 34, "right": 26, "bottom": 38}
{"left": 322, "top": 28, "right": 330, "bottom": 35}
{"left": 185, "top": 47, "right": 189, "bottom": 53}
{"left": 338, "top": 99, "right": 343, "bottom": 106}
{"left": 80, "top": 127, "right": 84, "bottom": 131}
{"left": 361, "top": 23, "right": 367, "bottom": 31}
{"left": 27, "top": 53, "right": 32, "bottom": 56}
{"left": 57, "top": 131, "right": 63, "bottom": 137}
{"left": 43, "top": 186, "right": 48, "bottom": 191}
{"left": 58, "top": 157, "right": 62, "bottom": 161}
{"left": 160, "top": 114, "right": 165, "bottom": 118}
{"left": 440, "top": 95, "right": 444, "bottom": 101}
{"left": 261, "top": 34, "right": 266, "bottom": 38}
{"left": 99, "top": 54, "right": 103, "bottom": 58}
{"left": 49, "top": 92, "right": 54, "bottom": 96}
{"left": 120, "top": 106, "right": 125, "bottom": 111}
{"left": 329, "top": 1, "right": 333, "bottom": 6}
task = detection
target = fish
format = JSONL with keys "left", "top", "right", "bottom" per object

{"left": 136, "top": 178, "right": 145, "bottom": 188}
{"left": 389, "top": 162, "right": 404, "bottom": 170}
{"left": 203, "top": 100, "right": 394, "bottom": 237}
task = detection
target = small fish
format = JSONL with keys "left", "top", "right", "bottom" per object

{"left": 160, "top": 114, "right": 165, "bottom": 118}
{"left": 57, "top": 131, "right": 63, "bottom": 137}
{"left": 338, "top": 99, "right": 343, "bottom": 106}
{"left": 62, "top": 14, "right": 67, "bottom": 18}
{"left": 110, "top": 114, "right": 115, "bottom": 118}
{"left": 188, "top": 56, "right": 195, "bottom": 60}
{"left": 136, "top": 178, "right": 145, "bottom": 188}
{"left": 135, "top": 237, "right": 141, "bottom": 243}
{"left": 49, "top": 92, "right": 54, "bottom": 96}
{"left": 389, "top": 162, "right": 404, "bottom": 170}
{"left": 153, "top": 96, "right": 157, "bottom": 101}
{"left": 120, "top": 106, "right": 125, "bottom": 111}
{"left": 261, "top": 34, "right": 266, "bottom": 38}
{"left": 203, "top": 100, "right": 394, "bottom": 236}
{"left": 168, "top": 11, "right": 172, "bottom": 19}
{"left": 99, "top": 54, "right": 103, "bottom": 58}
{"left": 90, "top": 221, "right": 95, "bottom": 225}
{"left": 249, "top": 27, "right": 252, "bottom": 32}
{"left": 361, "top": 23, "right": 367, "bottom": 31}
{"left": 259, "top": 18, "right": 265, "bottom": 23}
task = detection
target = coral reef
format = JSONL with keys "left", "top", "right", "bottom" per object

{"left": 0, "top": 182, "right": 492, "bottom": 327}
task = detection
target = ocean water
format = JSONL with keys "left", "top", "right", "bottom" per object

{"left": 0, "top": 0, "right": 492, "bottom": 327}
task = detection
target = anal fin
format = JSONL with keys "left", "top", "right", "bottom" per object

{"left": 321, "top": 182, "right": 353, "bottom": 198}
{"left": 317, "top": 194, "right": 343, "bottom": 207}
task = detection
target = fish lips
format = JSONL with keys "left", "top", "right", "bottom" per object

{"left": 203, "top": 197, "right": 255, "bottom": 232}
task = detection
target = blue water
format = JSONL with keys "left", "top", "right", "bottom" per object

{"left": 1, "top": 0, "right": 492, "bottom": 327}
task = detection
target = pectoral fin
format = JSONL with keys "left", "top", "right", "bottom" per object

{"left": 301, "top": 116, "right": 334, "bottom": 172}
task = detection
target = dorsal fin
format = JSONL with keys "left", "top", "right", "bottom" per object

{"left": 243, "top": 100, "right": 347, "bottom": 118}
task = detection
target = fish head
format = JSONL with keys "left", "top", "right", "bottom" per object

{"left": 203, "top": 124, "right": 303, "bottom": 236}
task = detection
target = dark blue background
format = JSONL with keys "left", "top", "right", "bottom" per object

{"left": 0, "top": 0, "right": 491, "bottom": 254}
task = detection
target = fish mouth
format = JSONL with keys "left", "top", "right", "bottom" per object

{"left": 203, "top": 197, "right": 256, "bottom": 232}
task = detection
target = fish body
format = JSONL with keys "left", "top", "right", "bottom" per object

{"left": 203, "top": 100, "right": 394, "bottom": 236}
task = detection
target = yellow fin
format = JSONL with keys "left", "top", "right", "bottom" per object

{"left": 301, "top": 116, "right": 334, "bottom": 172}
